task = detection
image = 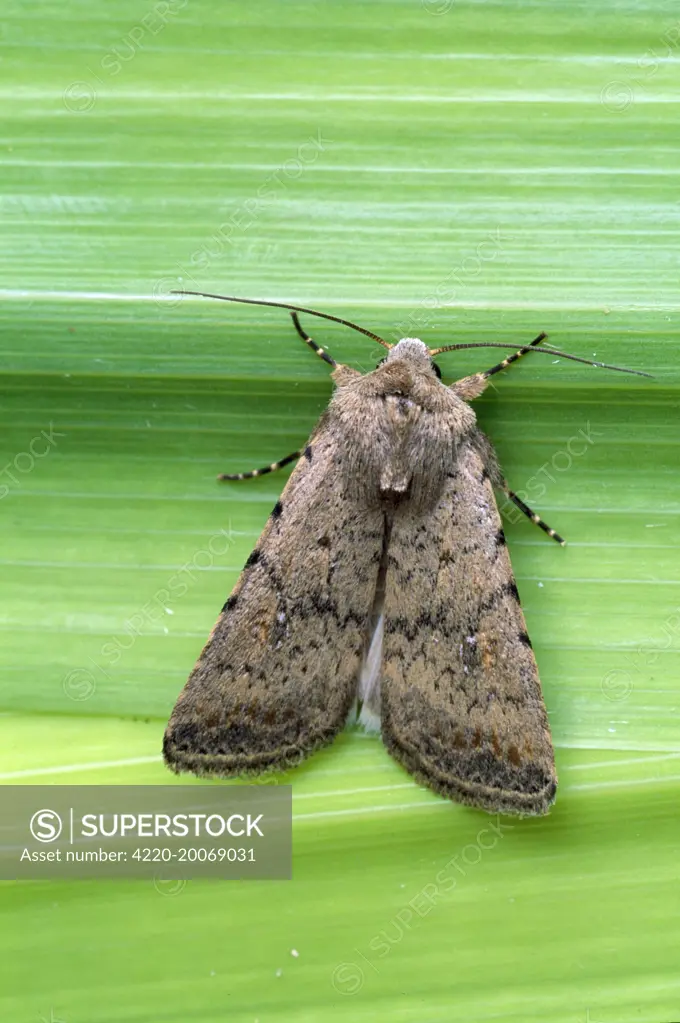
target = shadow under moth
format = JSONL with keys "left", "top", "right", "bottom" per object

{"left": 164, "top": 293, "right": 648, "bottom": 816}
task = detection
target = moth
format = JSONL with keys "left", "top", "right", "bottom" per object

{"left": 164, "top": 293, "right": 648, "bottom": 815}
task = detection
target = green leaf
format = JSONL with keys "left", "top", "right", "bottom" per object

{"left": 1, "top": 1, "right": 679, "bottom": 1021}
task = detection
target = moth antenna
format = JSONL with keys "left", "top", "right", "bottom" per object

{"left": 171, "top": 290, "right": 393, "bottom": 351}
{"left": 428, "top": 341, "right": 651, "bottom": 378}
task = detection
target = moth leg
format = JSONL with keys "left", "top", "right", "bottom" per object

{"left": 482, "top": 331, "right": 548, "bottom": 379}
{"left": 290, "top": 312, "right": 337, "bottom": 368}
{"left": 472, "top": 430, "right": 565, "bottom": 545}
{"left": 452, "top": 333, "right": 548, "bottom": 400}
{"left": 504, "top": 489, "right": 565, "bottom": 546}
{"left": 218, "top": 450, "right": 302, "bottom": 481}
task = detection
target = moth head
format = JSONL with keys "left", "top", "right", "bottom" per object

{"left": 380, "top": 338, "right": 442, "bottom": 379}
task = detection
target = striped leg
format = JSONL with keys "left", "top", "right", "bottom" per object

{"left": 290, "top": 312, "right": 337, "bottom": 368}
{"left": 218, "top": 450, "right": 302, "bottom": 482}
{"left": 505, "top": 488, "right": 565, "bottom": 546}
{"left": 483, "top": 332, "right": 548, "bottom": 378}
{"left": 219, "top": 315, "right": 330, "bottom": 482}
{"left": 453, "top": 333, "right": 549, "bottom": 399}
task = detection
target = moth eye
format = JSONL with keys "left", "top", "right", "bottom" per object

{"left": 431, "top": 361, "right": 442, "bottom": 380}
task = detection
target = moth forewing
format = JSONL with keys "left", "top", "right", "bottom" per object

{"left": 380, "top": 441, "right": 557, "bottom": 817}
{"left": 163, "top": 422, "right": 385, "bottom": 777}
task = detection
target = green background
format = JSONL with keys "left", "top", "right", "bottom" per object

{"left": 1, "top": 1, "right": 679, "bottom": 1020}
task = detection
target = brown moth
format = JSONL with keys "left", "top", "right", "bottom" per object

{"left": 163, "top": 294, "right": 649, "bottom": 816}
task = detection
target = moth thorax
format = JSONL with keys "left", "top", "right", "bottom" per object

{"left": 387, "top": 338, "right": 430, "bottom": 368}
